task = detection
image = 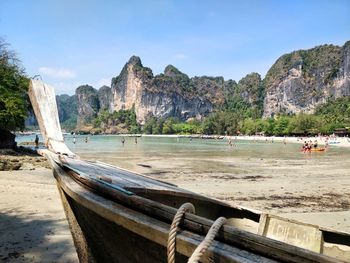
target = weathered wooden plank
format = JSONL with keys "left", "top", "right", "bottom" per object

{"left": 61, "top": 156, "right": 188, "bottom": 191}
{"left": 53, "top": 154, "right": 342, "bottom": 263}
{"left": 28, "top": 79, "right": 75, "bottom": 156}
{"left": 258, "top": 213, "right": 323, "bottom": 253}
{"left": 50, "top": 155, "right": 278, "bottom": 263}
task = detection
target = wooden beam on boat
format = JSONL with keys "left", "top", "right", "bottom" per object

{"left": 50, "top": 155, "right": 278, "bottom": 263}
{"left": 48, "top": 155, "right": 342, "bottom": 263}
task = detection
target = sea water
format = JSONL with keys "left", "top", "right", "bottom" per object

{"left": 15, "top": 134, "right": 350, "bottom": 177}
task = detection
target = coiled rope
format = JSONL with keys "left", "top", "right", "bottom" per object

{"left": 187, "top": 217, "right": 227, "bottom": 263}
{"left": 167, "top": 203, "right": 195, "bottom": 263}
{"left": 167, "top": 203, "right": 227, "bottom": 263}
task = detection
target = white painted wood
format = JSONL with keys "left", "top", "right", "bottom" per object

{"left": 28, "top": 80, "right": 75, "bottom": 157}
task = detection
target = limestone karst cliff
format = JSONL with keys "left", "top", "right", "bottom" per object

{"left": 43, "top": 40, "right": 350, "bottom": 131}
{"left": 110, "top": 56, "right": 224, "bottom": 124}
{"left": 263, "top": 41, "right": 350, "bottom": 117}
{"left": 76, "top": 85, "right": 99, "bottom": 129}
{"left": 56, "top": 94, "right": 77, "bottom": 126}
{"left": 98, "top": 85, "right": 113, "bottom": 112}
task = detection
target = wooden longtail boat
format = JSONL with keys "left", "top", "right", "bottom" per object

{"left": 28, "top": 79, "right": 350, "bottom": 263}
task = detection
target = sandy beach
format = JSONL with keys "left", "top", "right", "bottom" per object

{"left": 0, "top": 168, "right": 78, "bottom": 262}
{"left": 136, "top": 151, "right": 350, "bottom": 232}
{"left": 87, "top": 136, "right": 349, "bottom": 234}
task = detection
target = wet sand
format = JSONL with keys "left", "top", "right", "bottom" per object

{"left": 108, "top": 152, "right": 350, "bottom": 233}
{"left": 0, "top": 168, "right": 78, "bottom": 262}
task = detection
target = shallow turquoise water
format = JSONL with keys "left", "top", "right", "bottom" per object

{"left": 16, "top": 134, "right": 350, "bottom": 176}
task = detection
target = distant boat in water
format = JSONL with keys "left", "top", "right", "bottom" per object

{"left": 328, "top": 141, "right": 341, "bottom": 144}
{"left": 28, "top": 79, "right": 350, "bottom": 262}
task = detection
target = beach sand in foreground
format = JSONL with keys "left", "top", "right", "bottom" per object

{"left": 124, "top": 154, "right": 350, "bottom": 233}
{"left": 0, "top": 168, "right": 78, "bottom": 262}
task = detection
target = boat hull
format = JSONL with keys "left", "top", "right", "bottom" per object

{"left": 51, "top": 158, "right": 278, "bottom": 263}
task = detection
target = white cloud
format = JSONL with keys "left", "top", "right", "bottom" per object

{"left": 39, "top": 67, "right": 76, "bottom": 79}
{"left": 174, "top": 53, "right": 187, "bottom": 60}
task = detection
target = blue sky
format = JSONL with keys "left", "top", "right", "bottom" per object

{"left": 1, "top": 0, "right": 349, "bottom": 95}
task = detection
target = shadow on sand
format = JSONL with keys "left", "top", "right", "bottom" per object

{"left": 0, "top": 209, "right": 77, "bottom": 262}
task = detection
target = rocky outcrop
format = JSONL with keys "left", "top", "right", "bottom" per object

{"left": 111, "top": 57, "right": 224, "bottom": 124}
{"left": 97, "top": 85, "right": 113, "bottom": 111}
{"left": 263, "top": 41, "right": 350, "bottom": 117}
{"left": 0, "top": 129, "right": 16, "bottom": 149}
{"left": 224, "top": 73, "right": 264, "bottom": 116}
{"left": 236, "top": 73, "right": 263, "bottom": 106}
{"left": 56, "top": 94, "right": 77, "bottom": 123}
{"left": 76, "top": 85, "right": 99, "bottom": 128}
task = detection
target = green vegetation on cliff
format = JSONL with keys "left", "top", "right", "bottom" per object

{"left": 314, "top": 97, "right": 350, "bottom": 124}
{"left": 143, "top": 117, "right": 201, "bottom": 135}
{"left": 92, "top": 107, "right": 141, "bottom": 134}
{"left": 153, "top": 65, "right": 194, "bottom": 94}
{"left": 223, "top": 73, "right": 264, "bottom": 119}
{"left": 56, "top": 94, "right": 77, "bottom": 131}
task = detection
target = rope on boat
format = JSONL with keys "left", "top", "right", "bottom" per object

{"left": 167, "top": 203, "right": 195, "bottom": 263}
{"left": 187, "top": 217, "right": 227, "bottom": 263}
{"left": 167, "top": 203, "right": 227, "bottom": 263}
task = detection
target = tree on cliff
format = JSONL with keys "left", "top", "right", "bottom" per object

{"left": 0, "top": 39, "right": 29, "bottom": 148}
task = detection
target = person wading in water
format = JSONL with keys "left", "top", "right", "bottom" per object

{"left": 35, "top": 135, "right": 39, "bottom": 148}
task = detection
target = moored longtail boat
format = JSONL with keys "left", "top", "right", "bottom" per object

{"left": 28, "top": 79, "right": 350, "bottom": 262}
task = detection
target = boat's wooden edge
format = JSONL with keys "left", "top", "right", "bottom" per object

{"left": 74, "top": 156, "right": 262, "bottom": 216}
{"left": 42, "top": 151, "right": 344, "bottom": 263}
{"left": 50, "top": 153, "right": 279, "bottom": 263}
{"left": 95, "top": 160, "right": 179, "bottom": 187}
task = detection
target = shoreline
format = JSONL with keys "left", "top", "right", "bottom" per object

{"left": 17, "top": 132, "right": 350, "bottom": 148}
{"left": 93, "top": 133, "right": 350, "bottom": 148}
{"left": 232, "top": 135, "right": 350, "bottom": 148}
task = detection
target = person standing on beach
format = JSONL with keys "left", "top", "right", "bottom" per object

{"left": 121, "top": 137, "right": 125, "bottom": 146}
{"left": 135, "top": 137, "right": 137, "bottom": 144}
{"left": 35, "top": 135, "right": 39, "bottom": 148}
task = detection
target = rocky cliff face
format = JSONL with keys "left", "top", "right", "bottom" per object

{"left": 263, "top": 41, "right": 350, "bottom": 117}
{"left": 56, "top": 94, "right": 77, "bottom": 123}
{"left": 76, "top": 85, "right": 99, "bottom": 128}
{"left": 68, "top": 40, "right": 350, "bottom": 130}
{"left": 110, "top": 56, "right": 224, "bottom": 124}
{"left": 224, "top": 73, "right": 264, "bottom": 116}
{"left": 98, "top": 85, "right": 113, "bottom": 112}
